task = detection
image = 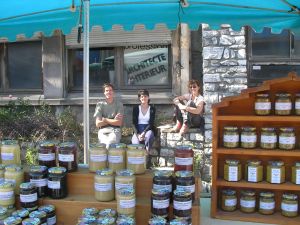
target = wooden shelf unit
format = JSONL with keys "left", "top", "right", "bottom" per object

{"left": 211, "top": 72, "right": 300, "bottom": 225}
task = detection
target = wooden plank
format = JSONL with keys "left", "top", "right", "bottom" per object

{"left": 217, "top": 148, "right": 300, "bottom": 157}
{"left": 217, "top": 115, "right": 300, "bottom": 122}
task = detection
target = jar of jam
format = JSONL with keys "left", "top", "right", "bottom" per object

{"left": 0, "top": 182, "right": 14, "bottom": 207}
{"left": 115, "top": 169, "right": 135, "bottom": 194}
{"left": 94, "top": 169, "right": 114, "bottom": 202}
{"left": 11, "top": 209, "right": 29, "bottom": 220}
{"left": 58, "top": 142, "right": 78, "bottom": 172}
{"left": 174, "top": 145, "right": 194, "bottom": 172}
{"left": 240, "top": 190, "right": 256, "bottom": 213}
{"left": 255, "top": 93, "right": 271, "bottom": 115}
{"left": 275, "top": 93, "right": 292, "bottom": 115}
{"left": 279, "top": 127, "right": 296, "bottom": 150}
{"left": 245, "top": 160, "right": 263, "bottom": 183}
{"left": 21, "top": 218, "right": 41, "bottom": 225}
{"left": 151, "top": 188, "right": 170, "bottom": 219}
{"left": 116, "top": 187, "right": 136, "bottom": 216}
{"left": 98, "top": 208, "right": 117, "bottom": 218}
{"left": 3, "top": 217, "right": 22, "bottom": 225}
{"left": 241, "top": 127, "right": 257, "bottom": 148}
{"left": 173, "top": 189, "right": 192, "bottom": 221}
{"left": 260, "top": 127, "right": 277, "bottom": 149}
{"left": 153, "top": 170, "right": 173, "bottom": 197}
{"left": 175, "top": 171, "right": 195, "bottom": 202}
{"left": 224, "top": 159, "right": 241, "bottom": 182}
{"left": 38, "top": 205, "right": 56, "bottom": 225}
{"left": 221, "top": 189, "right": 237, "bottom": 212}
{"left": 47, "top": 167, "right": 67, "bottom": 199}
{"left": 259, "top": 192, "right": 275, "bottom": 215}
{"left": 295, "top": 93, "right": 300, "bottom": 115}
{"left": 267, "top": 161, "right": 285, "bottom": 184}
{"left": 4, "top": 165, "right": 24, "bottom": 195}
{"left": 148, "top": 217, "right": 167, "bottom": 225}
{"left": 223, "top": 126, "right": 239, "bottom": 148}
{"left": 20, "top": 183, "right": 38, "bottom": 211}
{"left": 108, "top": 143, "right": 126, "bottom": 173}
{"left": 292, "top": 162, "right": 300, "bottom": 184}
{"left": 1, "top": 140, "right": 21, "bottom": 166}
{"left": 38, "top": 141, "right": 57, "bottom": 168}
{"left": 116, "top": 215, "right": 135, "bottom": 225}
{"left": 0, "top": 165, "right": 6, "bottom": 184}
{"left": 126, "top": 146, "right": 146, "bottom": 175}
{"left": 89, "top": 143, "right": 107, "bottom": 172}
{"left": 29, "top": 211, "right": 47, "bottom": 225}
{"left": 29, "top": 165, "right": 48, "bottom": 198}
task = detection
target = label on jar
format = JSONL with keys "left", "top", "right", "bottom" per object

{"left": 241, "top": 135, "right": 257, "bottom": 143}
{"left": 255, "top": 102, "right": 271, "bottom": 110}
{"left": 240, "top": 199, "right": 255, "bottom": 208}
{"left": 1, "top": 152, "right": 14, "bottom": 161}
{"left": 48, "top": 180, "right": 61, "bottom": 189}
{"left": 223, "top": 135, "right": 239, "bottom": 143}
{"left": 177, "top": 184, "right": 195, "bottom": 193}
{"left": 0, "top": 191, "right": 14, "bottom": 200}
{"left": 153, "top": 184, "right": 172, "bottom": 192}
{"left": 261, "top": 135, "right": 277, "bottom": 144}
{"left": 275, "top": 102, "right": 292, "bottom": 110}
{"left": 281, "top": 202, "right": 298, "bottom": 212}
{"left": 20, "top": 193, "right": 37, "bottom": 203}
{"left": 173, "top": 200, "right": 192, "bottom": 210}
{"left": 175, "top": 157, "right": 193, "bottom": 166}
{"left": 47, "top": 216, "right": 56, "bottom": 225}
{"left": 90, "top": 154, "right": 107, "bottom": 162}
{"left": 5, "top": 179, "right": 16, "bottom": 185}
{"left": 0, "top": 178, "right": 4, "bottom": 183}
{"left": 153, "top": 199, "right": 170, "bottom": 209}
{"left": 228, "top": 166, "right": 238, "bottom": 181}
{"left": 127, "top": 156, "right": 145, "bottom": 164}
{"left": 225, "top": 198, "right": 237, "bottom": 207}
{"left": 296, "top": 102, "right": 300, "bottom": 110}
{"left": 58, "top": 154, "right": 74, "bottom": 162}
{"left": 119, "top": 198, "right": 136, "bottom": 208}
{"left": 271, "top": 168, "right": 281, "bottom": 183}
{"left": 38, "top": 153, "right": 55, "bottom": 161}
{"left": 296, "top": 169, "right": 300, "bottom": 184}
{"left": 260, "top": 201, "right": 275, "bottom": 210}
{"left": 108, "top": 155, "right": 123, "bottom": 163}
{"left": 115, "top": 183, "right": 134, "bottom": 190}
{"left": 279, "top": 136, "right": 295, "bottom": 145}
{"left": 94, "top": 183, "right": 112, "bottom": 192}
{"left": 30, "top": 178, "right": 47, "bottom": 187}
{"left": 248, "top": 166, "right": 258, "bottom": 182}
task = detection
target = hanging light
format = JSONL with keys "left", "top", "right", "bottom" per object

{"left": 70, "top": 0, "right": 76, "bottom": 12}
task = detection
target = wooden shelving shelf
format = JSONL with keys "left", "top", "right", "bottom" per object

{"left": 211, "top": 72, "right": 300, "bottom": 225}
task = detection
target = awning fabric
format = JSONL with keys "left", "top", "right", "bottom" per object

{"left": 1, "top": 0, "right": 300, "bottom": 41}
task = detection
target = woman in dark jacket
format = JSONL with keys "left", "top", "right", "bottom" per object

{"left": 131, "top": 89, "right": 156, "bottom": 152}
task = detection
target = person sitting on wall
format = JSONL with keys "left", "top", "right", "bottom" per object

{"left": 171, "top": 79, "right": 205, "bottom": 135}
{"left": 94, "top": 83, "right": 124, "bottom": 148}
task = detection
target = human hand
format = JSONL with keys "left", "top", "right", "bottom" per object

{"left": 138, "top": 133, "right": 145, "bottom": 141}
{"left": 178, "top": 103, "right": 187, "bottom": 110}
{"left": 114, "top": 113, "right": 123, "bottom": 120}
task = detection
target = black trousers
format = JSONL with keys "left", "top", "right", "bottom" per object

{"left": 174, "top": 101, "right": 204, "bottom": 128}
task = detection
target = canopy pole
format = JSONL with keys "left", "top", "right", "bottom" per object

{"left": 83, "top": 0, "right": 90, "bottom": 164}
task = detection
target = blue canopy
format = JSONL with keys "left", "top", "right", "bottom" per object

{"left": 1, "top": 0, "right": 300, "bottom": 41}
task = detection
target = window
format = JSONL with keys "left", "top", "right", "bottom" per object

{"left": 248, "top": 27, "right": 300, "bottom": 86}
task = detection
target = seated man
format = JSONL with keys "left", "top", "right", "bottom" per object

{"left": 94, "top": 83, "right": 124, "bottom": 148}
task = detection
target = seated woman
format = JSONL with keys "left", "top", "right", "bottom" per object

{"left": 131, "top": 89, "right": 156, "bottom": 153}
{"left": 171, "top": 80, "right": 205, "bottom": 135}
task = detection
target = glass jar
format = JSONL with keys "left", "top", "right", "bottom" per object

{"left": 98, "top": 208, "right": 117, "bottom": 218}
{"left": 267, "top": 161, "right": 285, "bottom": 184}
{"left": 245, "top": 160, "right": 263, "bottom": 183}
{"left": 116, "top": 187, "right": 136, "bottom": 216}
{"left": 174, "top": 145, "right": 194, "bottom": 172}
{"left": 20, "top": 183, "right": 38, "bottom": 211}
{"left": 292, "top": 162, "right": 300, "bottom": 184}
{"left": 97, "top": 217, "right": 115, "bottom": 225}
{"left": 29, "top": 211, "right": 47, "bottom": 225}
{"left": 260, "top": 127, "right": 277, "bottom": 149}
{"left": 0, "top": 165, "right": 6, "bottom": 184}
{"left": 3, "top": 217, "right": 22, "bottom": 225}
{"left": 240, "top": 190, "right": 256, "bottom": 213}
{"left": 223, "top": 126, "right": 239, "bottom": 148}
{"left": 127, "top": 144, "right": 145, "bottom": 150}
{"left": 89, "top": 143, "right": 107, "bottom": 172}
{"left": 224, "top": 159, "right": 241, "bottom": 182}
{"left": 78, "top": 216, "right": 97, "bottom": 225}
{"left": 38, "top": 205, "right": 56, "bottom": 225}
{"left": 1, "top": 141, "right": 21, "bottom": 165}
{"left": 29, "top": 165, "right": 48, "bottom": 198}
{"left": 148, "top": 217, "right": 167, "bottom": 225}
{"left": 38, "top": 141, "right": 57, "bottom": 168}
{"left": 281, "top": 193, "right": 298, "bottom": 217}
{"left": 21, "top": 218, "right": 41, "bottom": 225}
{"left": 153, "top": 170, "right": 173, "bottom": 198}
{"left": 4, "top": 165, "right": 24, "bottom": 195}
{"left": 115, "top": 169, "right": 135, "bottom": 195}
{"left": 279, "top": 127, "right": 296, "bottom": 150}
{"left": 108, "top": 143, "right": 126, "bottom": 173}
{"left": 116, "top": 216, "right": 135, "bottom": 225}
{"left": 126, "top": 147, "right": 146, "bottom": 175}
{"left": 295, "top": 93, "right": 300, "bottom": 115}
{"left": 255, "top": 93, "right": 271, "bottom": 115}
{"left": 47, "top": 167, "right": 67, "bottom": 199}
{"left": 241, "top": 127, "right": 257, "bottom": 149}
{"left": 11, "top": 209, "right": 29, "bottom": 220}
{"left": 221, "top": 189, "right": 237, "bottom": 212}
{"left": 175, "top": 171, "right": 195, "bottom": 202}
{"left": 151, "top": 188, "right": 170, "bottom": 219}
{"left": 173, "top": 189, "right": 192, "bottom": 219}
{"left": 259, "top": 192, "right": 275, "bottom": 215}
{"left": 0, "top": 182, "right": 14, "bottom": 207}
{"left": 58, "top": 142, "right": 78, "bottom": 172}
{"left": 82, "top": 207, "right": 98, "bottom": 217}
{"left": 94, "top": 169, "right": 114, "bottom": 202}
{"left": 275, "top": 93, "right": 292, "bottom": 115}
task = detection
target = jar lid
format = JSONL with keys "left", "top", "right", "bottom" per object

{"left": 153, "top": 170, "right": 173, "bottom": 178}
{"left": 38, "top": 204, "right": 55, "bottom": 213}
{"left": 148, "top": 216, "right": 167, "bottom": 225}
{"left": 256, "top": 93, "right": 269, "bottom": 98}
{"left": 261, "top": 127, "right": 276, "bottom": 132}
{"left": 96, "top": 168, "right": 113, "bottom": 176}
{"left": 169, "top": 218, "right": 189, "bottom": 225}
{"left": 1, "top": 140, "right": 18, "bottom": 146}
{"left": 98, "top": 208, "right": 117, "bottom": 218}
{"left": 97, "top": 216, "right": 115, "bottom": 225}
{"left": 22, "top": 218, "right": 41, "bottom": 225}
{"left": 59, "top": 141, "right": 77, "bottom": 149}
{"left": 225, "top": 159, "right": 240, "bottom": 165}
{"left": 116, "top": 169, "right": 134, "bottom": 177}
{"left": 117, "top": 187, "right": 135, "bottom": 196}
{"left": 127, "top": 144, "right": 145, "bottom": 150}
{"left": 222, "top": 189, "right": 236, "bottom": 196}
{"left": 276, "top": 93, "right": 291, "bottom": 98}
{"left": 12, "top": 208, "right": 29, "bottom": 218}
{"left": 116, "top": 215, "right": 135, "bottom": 225}
{"left": 260, "top": 191, "right": 274, "bottom": 198}
{"left": 282, "top": 193, "right": 298, "bottom": 200}
{"left": 241, "top": 126, "right": 256, "bottom": 132}
{"left": 89, "top": 143, "right": 106, "bottom": 150}
{"left": 176, "top": 145, "right": 193, "bottom": 151}
{"left": 78, "top": 215, "right": 97, "bottom": 223}
{"left": 5, "top": 164, "right": 22, "bottom": 172}
{"left": 0, "top": 206, "right": 7, "bottom": 216}
{"left": 247, "top": 160, "right": 262, "bottom": 166}
{"left": 241, "top": 190, "right": 256, "bottom": 197}
{"left": 20, "top": 182, "right": 36, "bottom": 190}
{"left": 223, "top": 126, "right": 238, "bottom": 131}
{"left": 40, "top": 140, "right": 57, "bottom": 147}
{"left": 82, "top": 207, "right": 98, "bottom": 216}
{"left": 175, "top": 170, "right": 193, "bottom": 178}
{"left": 3, "top": 216, "right": 22, "bottom": 225}
{"left": 29, "top": 165, "right": 48, "bottom": 173}
{"left": 109, "top": 143, "right": 126, "bottom": 149}
{"left": 268, "top": 160, "right": 284, "bottom": 167}
{"left": 48, "top": 167, "right": 67, "bottom": 174}
{"left": 280, "top": 127, "right": 295, "bottom": 132}
{"left": 29, "top": 210, "right": 47, "bottom": 219}
{"left": 174, "top": 188, "right": 191, "bottom": 197}
{"left": 152, "top": 188, "right": 170, "bottom": 196}
{"left": 0, "top": 181, "right": 14, "bottom": 189}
